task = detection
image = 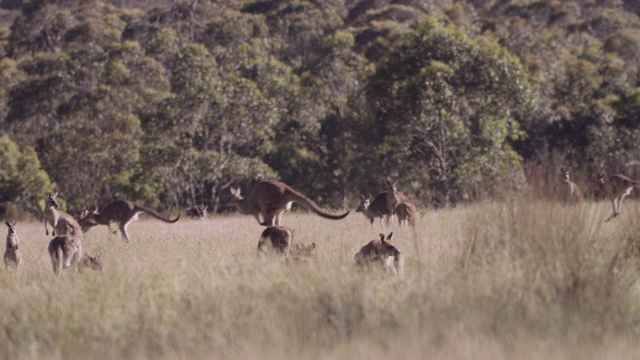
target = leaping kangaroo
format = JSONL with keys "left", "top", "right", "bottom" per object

{"left": 227, "top": 180, "right": 350, "bottom": 226}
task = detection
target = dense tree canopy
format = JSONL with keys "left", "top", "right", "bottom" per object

{"left": 0, "top": 0, "right": 639, "bottom": 216}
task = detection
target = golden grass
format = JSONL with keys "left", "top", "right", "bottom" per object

{"left": 1, "top": 200, "right": 640, "bottom": 359}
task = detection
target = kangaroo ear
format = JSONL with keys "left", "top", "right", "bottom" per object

{"left": 379, "top": 233, "right": 385, "bottom": 242}
{"left": 387, "top": 232, "right": 394, "bottom": 242}
{"left": 309, "top": 242, "right": 316, "bottom": 250}
{"left": 5, "top": 221, "right": 9, "bottom": 227}
{"left": 95, "top": 253, "right": 102, "bottom": 261}
{"left": 560, "top": 167, "right": 565, "bottom": 172}
{"left": 359, "top": 194, "right": 365, "bottom": 200}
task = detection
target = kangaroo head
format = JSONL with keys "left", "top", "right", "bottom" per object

{"left": 378, "top": 232, "right": 401, "bottom": 258}
{"left": 560, "top": 167, "right": 571, "bottom": 182}
{"left": 597, "top": 173, "right": 606, "bottom": 184}
{"left": 356, "top": 194, "right": 371, "bottom": 212}
{"left": 78, "top": 208, "right": 101, "bottom": 232}
{"left": 46, "top": 192, "right": 60, "bottom": 209}
{"left": 5, "top": 221, "right": 16, "bottom": 234}
{"left": 303, "top": 242, "right": 317, "bottom": 256}
{"left": 225, "top": 186, "right": 244, "bottom": 207}
{"left": 387, "top": 180, "right": 398, "bottom": 192}
{"left": 84, "top": 252, "right": 103, "bottom": 272}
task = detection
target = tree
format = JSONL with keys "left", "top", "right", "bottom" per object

{"left": 365, "top": 17, "right": 536, "bottom": 205}
{"left": 0, "top": 135, "right": 52, "bottom": 217}
{"left": 143, "top": 44, "right": 277, "bottom": 210}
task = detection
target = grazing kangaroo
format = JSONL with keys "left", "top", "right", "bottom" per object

{"left": 44, "top": 192, "right": 81, "bottom": 236}
{"left": 354, "top": 232, "right": 403, "bottom": 276}
{"left": 385, "top": 181, "right": 409, "bottom": 226}
{"left": 258, "top": 226, "right": 317, "bottom": 264}
{"left": 186, "top": 205, "right": 208, "bottom": 219}
{"left": 597, "top": 173, "right": 640, "bottom": 222}
{"left": 48, "top": 235, "right": 102, "bottom": 276}
{"left": 560, "top": 167, "right": 583, "bottom": 203}
{"left": 356, "top": 193, "right": 390, "bottom": 227}
{"left": 78, "top": 200, "right": 180, "bottom": 242}
{"left": 257, "top": 225, "right": 293, "bottom": 256}
{"left": 227, "top": 180, "right": 350, "bottom": 226}
{"left": 4, "top": 221, "right": 21, "bottom": 271}
{"left": 396, "top": 201, "right": 417, "bottom": 227}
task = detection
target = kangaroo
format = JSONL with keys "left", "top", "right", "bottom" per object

{"left": 354, "top": 232, "right": 403, "bottom": 276}
{"left": 356, "top": 193, "right": 390, "bottom": 227}
{"left": 597, "top": 173, "right": 640, "bottom": 222}
{"left": 257, "top": 225, "right": 293, "bottom": 256}
{"left": 78, "top": 200, "right": 180, "bottom": 242}
{"left": 44, "top": 192, "right": 81, "bottom": 236}
{"left": 386, "top": 181, "right": 409, "bottom": 226}
{"left": 227, "top": 180, "right": 349, "bottom": 226}
{"left": 258, "top": 225, "right": 317, "bottom": 264}
{"left": 48, "top": 235, "right": 102, "bottom": 276}
{"left": 396, "top": 201, "right": 417, "bottom": 227}
{"left": 4, "top": 221, "right": 21, "bottom": 271}
{"left": 186, "top": 205, "right": 208, "bottom": 219}
{"left": 560, "top": 167, "right": 583, "bottom": 203}
{"left": 287, "top": 241, "right": 317, "bottom": 265}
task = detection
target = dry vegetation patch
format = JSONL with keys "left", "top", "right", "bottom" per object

{"left": 0, "top": 201, "right": 640, "bottom": 359}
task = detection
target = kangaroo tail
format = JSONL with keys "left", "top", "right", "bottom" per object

{"left": 287, "top": 191, "right": 350, "bottom": 220}
{"left": 136, "top": 206, "right": 180, "bottom": 223}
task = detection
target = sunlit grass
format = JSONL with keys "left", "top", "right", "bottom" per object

{"left": 1, "top": 199, "right": 640, "bottom": 359}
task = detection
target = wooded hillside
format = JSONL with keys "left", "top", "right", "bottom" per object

{"left": 0, "top": 0, "right": 638, "bottom": 216}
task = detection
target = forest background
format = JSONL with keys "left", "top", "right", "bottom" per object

{"left": 0, "top": 0, "right": 639, "bottom": 217}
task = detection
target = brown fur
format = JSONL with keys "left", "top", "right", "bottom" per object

{"left": 257, "top": 226, "right": 317, "bottom": 263}
{"left": 186, "top": 205, "right": 207, "bottom": 219}
{"left": 78, "top": 200, "right": 180, "bottom": 242}
{"left": 44, "top": 192, "right": 81, "bottom": 236}
{"left": 257, "top": 225, "right": 293, "bottom": 256}
{"left": 385, "top": 181, "right": 410, "bottom": 226}
{"left": 354, "top": 232, "right": 403, "bottom": 275}
{"left": 227, "top": 180, "right": 349, "bottom": 226}
{"left": 597, "top": 173, "right": 640, "bottom": 221}
{"left": 560, "top": 167, "right": 583, "bottom": 203}
{"left": 48, "top": 235, "right": 102, "bottom": 276}
{"left": 356, "top": 193, "right": 390, "bottom": 227}
{"left": 4, "top": 221, "right": 21, "bottom": 271}
{"left": 396, "top": 201, "right": 417, "bottom": 227}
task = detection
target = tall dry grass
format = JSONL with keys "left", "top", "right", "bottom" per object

{"left": 0, "top": 199, "right": 640, "bottom": 359}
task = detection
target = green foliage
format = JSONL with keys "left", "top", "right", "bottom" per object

{"left": 0, "top": 0, "right": 639, "bottom": 211}
{"left": 364, "top": 16, "right": 535, "bottom": 205}
{"left": 0, "top": 135, "right": 52, "bottom": 217}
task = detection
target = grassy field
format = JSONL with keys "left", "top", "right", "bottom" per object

{"left": 1, "top": 199, "right": 640, "bottom": 359}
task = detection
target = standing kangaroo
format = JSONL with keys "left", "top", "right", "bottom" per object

{"left": 395, "top": 201, "right": 417, "bottom": 228}
{"left": 560, "top": 167, "right": 583, "bottom": 203}
{"left": 597, "top": 173, "right": 640, "bottom": 222}
{"left": 354, "top": 232, "right": 403, "bottom": 276}
{"left": 356, "top": 193, "right": 390, "bottom": 227}
{"left": 44, "top": 192, "right": 81, "bottom": 236}
{"left": 78, "top": 200, "right": 180, "bottom": 242}
{"left": 48, "top": 235, "right": 102, "bottom": 275}
{"left": 227, "top": 180, "right": 350, "bottom": 226}
{"left": 385, "top": 181, "right": 409, "bottom": 226}
{"left": 4, "top": 221, "right": 21, "bottom": 271}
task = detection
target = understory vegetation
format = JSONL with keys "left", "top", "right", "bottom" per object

{"left": 1, "top": 200, "right": 639, "bottom": 359}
